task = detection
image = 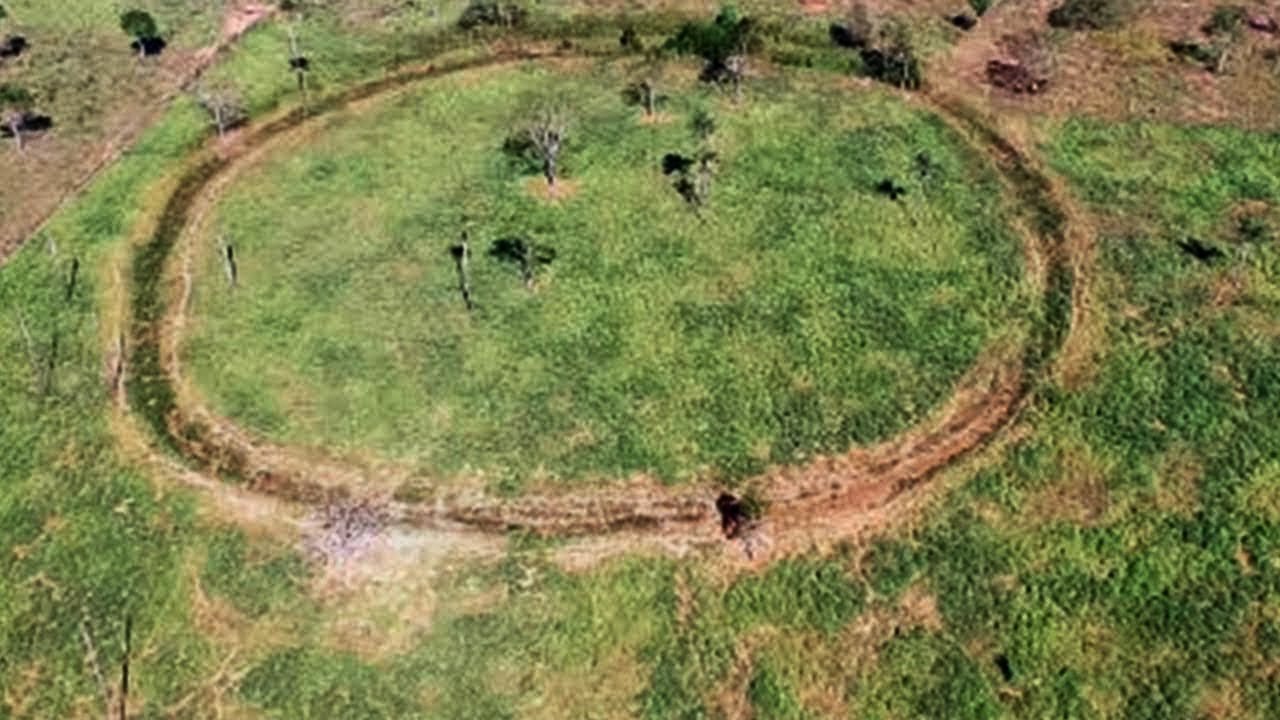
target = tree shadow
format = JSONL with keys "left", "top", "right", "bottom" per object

{"left": 0, "top": 35, "right": 28, "bottom": 59}
{"left": 489, "top": 236, "right": 555, "bottom": 288}
{"left": 130, "top": 36, "right": 167, "bottom": 57}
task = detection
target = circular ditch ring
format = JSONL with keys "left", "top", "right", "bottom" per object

{"left": 124, "top": 44, "right": 1083, "bottom": 549}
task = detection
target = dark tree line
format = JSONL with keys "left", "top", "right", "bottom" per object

{"left": 829, "top": 4, "right": 922, "bottom": 90}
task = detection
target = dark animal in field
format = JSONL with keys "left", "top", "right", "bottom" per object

{"left": 950, "top": 14, "right": 978, "bottom": 31}
{"left": 0, "top": 35, "right": 27, "bottom": 58}
{"left": 1177, "top": 237, "right": 1225, "bottom": 263}
{"left": 129, "top": 36, "right": 166, "bottom": 57}
{"left": 662, "top": 152, "right": 694, "bottom": 175}
{"left": 875, "top": 178, "right": 907, "bottom": 201}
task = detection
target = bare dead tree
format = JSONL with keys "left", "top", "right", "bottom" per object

{"left": 694, "top": 151, "right": 717, "bottom": 205}
{"left": 65, "top": 256, "right": 79, "bottom": 302}
{"left": 79, "top": 611, "right": 112, "bottom": 718}
{"left": 0, "top": 83, "right": 32, "bottom": 152}
{"left": 195, "top": 82, "right": 247, "bottom": 139}
{"left": 450, "top": 230, "right": 475, "bottom": 312}
{"left": 287, "top": 25, "right": 310, "bottom": 111}
{"left": 623, "top": 78, "right": 662, "bottom": 117}
{"left": 725, "top": 53, "right": 747, "bottom": 103}
{"left": 524, "top": 104, "right": 570, "bottom": 190}
{"left": 490, "top": 236, "right": 555, "bottom": 290}
{"left": 119, "top": 614, "right": 132, "bottom": 720}
{"left": 219, "top": 237, "right": 238, "bottom": 288}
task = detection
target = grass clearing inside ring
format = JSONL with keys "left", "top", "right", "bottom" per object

{"left": 182, "top": 59, "right": 1034, "bottom": 488}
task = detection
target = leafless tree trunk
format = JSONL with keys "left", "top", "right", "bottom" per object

{"left": 79, "top": 613, "right": 112, "bottom": 719}
{"left": 451, "top": 232, "right": 475, "bottom": 312}
{"left": 119, "top": 615, "right": 131, "bottom": 720}
{"left": 726, "top": 54, "right": 747, "bottom": 103}
{"left": 65, "top": 256, "right": 79, "bottom": 302}
{"left": 220, "top": 240, "right": 237, "bottom": 288}
{"left": 695, "top": 153, "right": 716, "bottom": 206}
{"left": 288, "top": 26, "right": 309, "bottom": 111}
{"left": 196, "top": 84, "right": 246, "bottom": 140}
{"left": 639, "top": 80, "right": 656, "bottom": 116}
{"left": 5, "top": 111, "right": 22, "bottom": 152}
{"left": 525, "top": 106, "right": 569, "bottom": 191}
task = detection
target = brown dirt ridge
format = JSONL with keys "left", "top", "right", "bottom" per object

{"left": 112, "top": 45, "right": 1090, "bottom": 564}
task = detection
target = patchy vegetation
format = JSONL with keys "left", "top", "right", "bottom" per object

{"left": 3, "top": 2, "right": 1280, "bottom": 718}
{"left": 181, "top": 61, "right": 1029, "bottom": 487}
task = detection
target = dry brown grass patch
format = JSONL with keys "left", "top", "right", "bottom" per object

{"left": 1196, "top": 679, "right": 1254, "bottom": 720}
{"left": 1154, "top": 444, "right": 1202, "bottom": 516}
{"left": 1026, "top": 438, "right": 1111, "bottom": 525}
{"left": 638, "top": 111, "right": 676, "bottom": 125}
{"left": 522, "top": 176, "right": 581, "bottom": 203}
{"left": 313, "top": 528, "right": 504, "bottom": 661}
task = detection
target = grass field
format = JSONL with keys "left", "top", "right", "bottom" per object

{"left": 182, "top": 59, "right": 1032, "bottom": 486}
{"left": 3, "top": 3, "right": 1280, "bottom": 718}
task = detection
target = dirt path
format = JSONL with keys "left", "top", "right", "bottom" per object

{"left": 112, "top": 47, "right": 1090, "bottom": 566}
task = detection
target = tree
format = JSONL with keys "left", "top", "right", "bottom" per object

{"left": 619, "top": 25, "right": 643, "bottom": 51}
{"left": 522, "top": 104, "right": 570, "bottom": 191}
{"left": 287, "top": 26, "right": 311, "bottom": 108}
{"left": 0, "top": 83, "right": 32, "bottom": 151}
{"left": 694, "top": 151, "right": 717, "bottom": 205}
{"left": 622, "top": 78, "right": 664, "bottom": 117}
{"left": 724, "top": 53, "right": 747, "bottom": 102}
{"left": 666, "top": 5, "right": 759, "bottom": 97}
{"left": 449, "top": 231, "right": 475, "bottom": 312}
{"left": 1203, "top": 5, "right": 1247, "bottom": 74}
{"left": 690, "top": 107, "right": 716, "bottom": 142}
{"left": 668, "top": 149, "right": 717, "bottom": 208}
{"left": 120, "top": 9, "right": 161, "bottom": 59}
{"left": 489, "top": 236, "right": 555, "bottom": 290}
{"left": 195, "top": 82, "right": 247, "bottom": 138}
{"left": 458, "top": 1, "right": 525, "bottom": 30}
{"left": 864, "top": 19, "right": 921, "bottom": 90}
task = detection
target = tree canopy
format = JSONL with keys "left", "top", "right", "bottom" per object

{"left": 120, "top": 9, "right": 159, "bottom": 40}
{"left": 664, "top": 5, "right": 759, "bottom": 64}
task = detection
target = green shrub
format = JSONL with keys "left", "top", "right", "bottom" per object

{"left": 457, "top": 1, "right": 525, "bottom": 30}
{"left": 1203, "top": 5, "right": 1247, "bottom": 36}
{"left": 1047, "top": 0, "right": 1130, "bottom": 30}
{"left": 969, "top": 0, "right": 996, "bottom": 16}
{"left": 663, "top": 4, "right": 759, "bottom": 64}
{"left": 748, "top": 662, "right": 814, "bottom": 719}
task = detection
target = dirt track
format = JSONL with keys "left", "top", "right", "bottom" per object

{"left": 111, "top": 45, "right": 1089, "bottom": 563}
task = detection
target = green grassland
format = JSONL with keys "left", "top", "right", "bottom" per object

{"left": 2, "top": 4, "right": 1280, "bottom": 719}
{"left": 183, "top": 59, "right": 1031, "bottom": 486}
